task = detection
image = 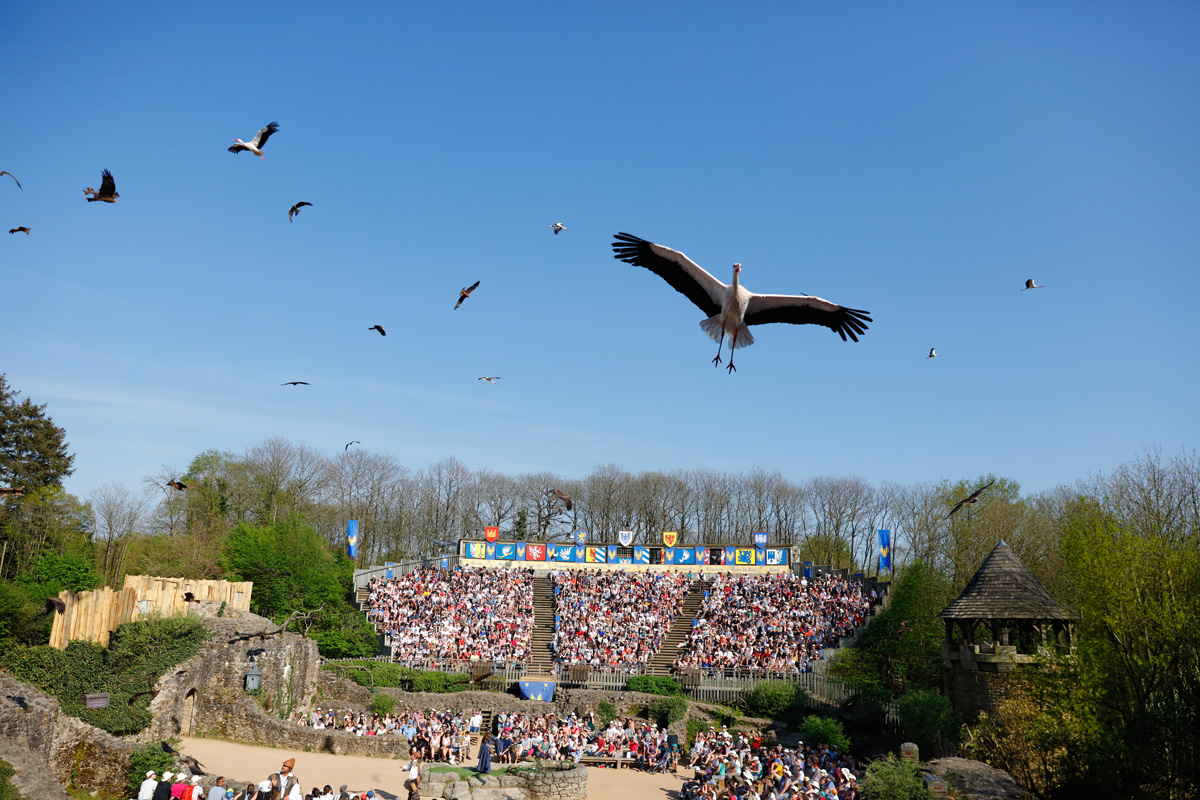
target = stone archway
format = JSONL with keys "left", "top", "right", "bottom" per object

{"left": 181, "top": 689, "right": 197, "bottom": 735}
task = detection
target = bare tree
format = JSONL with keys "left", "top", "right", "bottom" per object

{"left": 91, "top": 482, "right": 146, "bottom": 585}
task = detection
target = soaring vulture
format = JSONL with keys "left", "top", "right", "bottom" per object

{"left": 288, "top": 202, "right": 312, "bottom": 222}
{"left": 0, "top": 171, "right": 21, "bottom": 190}
{"left": 947, "top": 480, "right": 996, "bottom": 519}
{"left": 455, "top": 281, "right": 480, "bottom": 310}
{"left": 611, "top": 233, "right": 871, "bottom": 372}
{"left": 9, "top": 227, "right": 30, "bottom": 235}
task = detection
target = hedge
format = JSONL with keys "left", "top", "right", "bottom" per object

{"left": 626, "top": 675, "right": 684, "bottom": 696}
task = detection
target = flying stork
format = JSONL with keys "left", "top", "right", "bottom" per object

{"left": 83, "top": 170, "right": 119, "bottom": 203}
{"left": 478, "top": 376, "right": 500, "bottom": 383}
{"left": 547, "top": 223, "right": 568, "bottom": 235}
{"left": 927, "top": 348, "right": 940, "bottom": 358}
{"left": 229, "top": 121, "right": 279, "bottom": 159}
{"left": 1020, "top": 279, "right": 1044, "bottom": 291}
{"left": 611, "top": 233, "right": 871, "bottom": 372}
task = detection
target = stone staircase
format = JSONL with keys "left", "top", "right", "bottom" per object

{"left": 528, "top": 574, "right": 557, "bottom": 675}
{"left": 646, "top": 577, "right": 709, "bottom": 676}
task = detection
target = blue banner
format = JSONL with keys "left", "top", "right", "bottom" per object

{"left": 554, "top": 544, "right": 575, "bottom": 562}
{"left": 439, "top": 556, "right": 450, "bottom": 569}
{"left": 617, "top": 558, "right": 632, "bottom": 564}
{"left": 574, "top": 545, "right": 586, "bottom": 562}
{"left": 724, "top": 546, "right": 735, "bottom": 564}
{"left": 485, "top": 542, "right": 496, "bottom": 560}
{"left": 764, "top": 548, "right": 787, "bottom": 565}
{"left": 753, "top": 532, "right": 768, "bottom": 548}
{"left": 694, "top": 546, "right": 707, "bottom": 564}
{"left": 664, "top": 547, "right": 675, "bottom": 564}
{"left": 675, "top": 547, "right": 695, "bottom": 565}
{"left": 517, "top": 542, "right": 527, "bottom": 560}
{"left": 755, "top": 547, "right": 766, "bottom": 564}
{"left": 467, "top": 542, "right": 487, "bottom": 559}
{"left": 804, "top": 561, "right": 812, "bottom": 578}
{"left": 879, "top": 529, "right": 891, "bottom": 571}
{"left": 384, "top": 561, "right": 395, "bottom": 579}
{"left": 346, "top": 520, "right": 359, "bottom": 560}
{"left": 497, "top": 543, "right": 516, "bottom": 560}
{"left": 607, "top": 545, "right": 619, "bottom": 562}
{"left": 634, "top": 546, "right": 650, "bottom": 564}
{"left": 518, "top": 680, "right": 556, "bottom": 702}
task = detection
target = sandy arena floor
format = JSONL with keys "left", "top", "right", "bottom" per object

{"left": 179, "top": 737, "right": 688, "bottom": 800}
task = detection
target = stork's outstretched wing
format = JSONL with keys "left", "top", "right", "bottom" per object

{"left": 611, "top": 233, "right": 724, "bottom": 317}
{"left": 744, "top": 294, "right": 872, "bottom": 342}
{"left": 252, "top": 121, "right": 279, "bottom": 148}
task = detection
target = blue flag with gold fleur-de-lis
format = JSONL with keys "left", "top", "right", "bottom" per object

{"left": 879, "top": 529, "right": 891, "bottom": 571}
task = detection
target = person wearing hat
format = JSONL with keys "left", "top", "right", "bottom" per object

{"left": 273, "top": 759, "right": 302, "bottom": 800}
{"left": 170, "top": 774, "right": 187, "bottom": 800}
{"left": 139, "top": 771, "right": 159, "bottom": 800}
{"left": 153, "top": 773, "right": 174, "bottom": 800}
{"left": 181, "top": 774, "right": 204, "bottom": 800}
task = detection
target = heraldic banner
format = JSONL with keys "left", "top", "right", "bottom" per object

{"left": 518, "top": 679, "right": 556, "bottom": 702}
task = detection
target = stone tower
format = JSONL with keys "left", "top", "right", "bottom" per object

{"left": 937, "top": 540, "right": 1076, "bottom": 722}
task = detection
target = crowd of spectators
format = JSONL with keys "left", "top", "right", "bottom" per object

{"left": 684, "top": 728, "right": 860, "bottom": 800}
{"left": 676, "top": 573, "right": 874, "bottom": 675}
{"left": 552, "top": 569, "right": 691, "bottom": 670}
{"left": 366, "top": 567, "right": 533, "bottom": 664}
{"left": 293, "top": 707, "right": 485, "bottom": 761}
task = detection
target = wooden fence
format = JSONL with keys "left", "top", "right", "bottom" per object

{"left": 48, "top": 576, "right": 253, "bottom": 649}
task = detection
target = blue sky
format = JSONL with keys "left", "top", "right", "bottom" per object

{"left": 3, "top": 3, "right": 1198, "bottom": 500}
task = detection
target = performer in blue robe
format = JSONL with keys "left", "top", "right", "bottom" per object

{"left": 476, "top": 733, "right": 492, "bottom": 773}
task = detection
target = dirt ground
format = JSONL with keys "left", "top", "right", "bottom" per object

{"left": 179, "top": 738, "right": 689, "bottom": 800}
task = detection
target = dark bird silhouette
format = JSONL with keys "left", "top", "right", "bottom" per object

{"left": 179, "top": 756, "right": 206, "bottom": 775}
{"left": 547, "top": 488, "right": 573, "bottom": 512}
{"left": 611, "top": 233, "right": 871, "bottom": 373}
{"left": 0, "top": 486, "right": 26, "bottom": 496}
{"left": 83, "top": 170, "right": 119, "bottom": 203}
{"left": 128, "top": 689, "right": 159, "bottom": 705}
{"left": 947, "top": 480, "right": 996, "bottom": 519}
{"left": 0, "top": 171, "right": 21, "bottom": 190}
{"left": 229, "top": 122, "right": 279, "bottom": 159}
{"left": 8, "top": 227, "right": 30, "bottom": 235}
{"left": 454, "top": 281, "right": 480, "bottom": 310}
{"left": 162, "top": 742, "right": 180, "bottom": 755}
{"left": 166, "top": 479, "right": 187, "bottom": 491}
{"left": 469, "top": 670, "right": 494, "bottom": 686}
{"left": 368, "top": 325, "right": 386, "bottom": 336}
{"left": 894, "top": 620, "right": 914, "bottom": 638}
{"left": 44, "top": 597, "right": 66, "bottom": 615}
{"left": 281, "top": 381, "right": 310, "bottom": 386}
{"left": 182, "top": 592, "right": 199, "bottom": 603}
{"left": 344, "top": 441, "right": 360, "bottom": 450}
{"left": 288, "top": 201, "right": 312, "bottom": 222}
{"left": 262, "top": 567, "right": 292, "bottom": 577}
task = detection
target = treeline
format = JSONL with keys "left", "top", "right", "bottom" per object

{"left": 21, "top": 437, "right": 1069, "bottom": 585}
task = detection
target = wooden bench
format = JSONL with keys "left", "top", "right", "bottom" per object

{"left": 578, "top": 756, "right": 625, "bottom": 769}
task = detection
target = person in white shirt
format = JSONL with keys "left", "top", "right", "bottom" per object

{"left": 138, "top": 771, "right": 159, "bottom": 800}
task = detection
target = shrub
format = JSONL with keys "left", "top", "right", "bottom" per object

{"left": 797, "top": 714, "right": 851, "bottom": 753}
{"left": 0, "top": 757, "right": 18, "bottom": 800}
{"left": 126, "top": 743, "right": 177, "bottom": 798}
{"left": 894, "top": 689, "right": 959, "bottom": 755}
{"left": 596, "top": 701, "right": 617, "bottom": 727}
{"left": 411, "top": 670, "right": 470, "bottom": 694}
{"left": 860, "top": 753, "right": 926, "bottom": 800}
{"left": 649, "top": 695, "right": 689, "bottom": 728}
{"left": 370, "top": 693, "right": 396, "bottom": 716}
{"left": 626, "top": 675, "right": 684, "bottom": 696}
{"left": 746, "top": 680, "right": 805, "bottom": 719}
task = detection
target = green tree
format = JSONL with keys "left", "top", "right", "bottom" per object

{"left": 0, "top": 374, "right": 75, "bottom": 490}
{"left": 223, "top": 518, "right": 376, "bottom": 657}
{"left": 894, "top": 689, "right": 959, "bottom": 755}
{"left": 831, "top": 561, "right": 954, "bottom": 696}
{"left": 860, "top": 754, "right": 926, "bottom": 800}
{"left": 17, "top": 552, "right": 102, "bottom": 595}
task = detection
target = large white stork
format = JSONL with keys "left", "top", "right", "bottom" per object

{"left": 229, "top": 121, "right": 279, "bottom": 159}
{"left": 611, "top": 233, "right": 871, "bottom": 372}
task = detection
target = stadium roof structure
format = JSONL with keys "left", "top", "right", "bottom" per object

{"left": 938, "top": 540, "right": 1076, "bottom": 621}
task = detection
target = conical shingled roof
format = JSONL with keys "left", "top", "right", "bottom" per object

{"left": 938, "top": 540, "right": 1075, "bottom": 620}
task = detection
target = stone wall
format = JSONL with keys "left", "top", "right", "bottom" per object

{"left": 0, "top": 671, "right": 139, "bottom": 794}
{"left": 420, "top": 763, "right": 587, "bottom": 800}
{"left": 945, "top": 669, "right": 1014, "bottom": 724}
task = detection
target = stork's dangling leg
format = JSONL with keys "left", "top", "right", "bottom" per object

{"left": 727, "top": 331, "right": 738, "bottom": 373}
{"left": 712, "top": 329, "right": 725, "bottom": 367}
